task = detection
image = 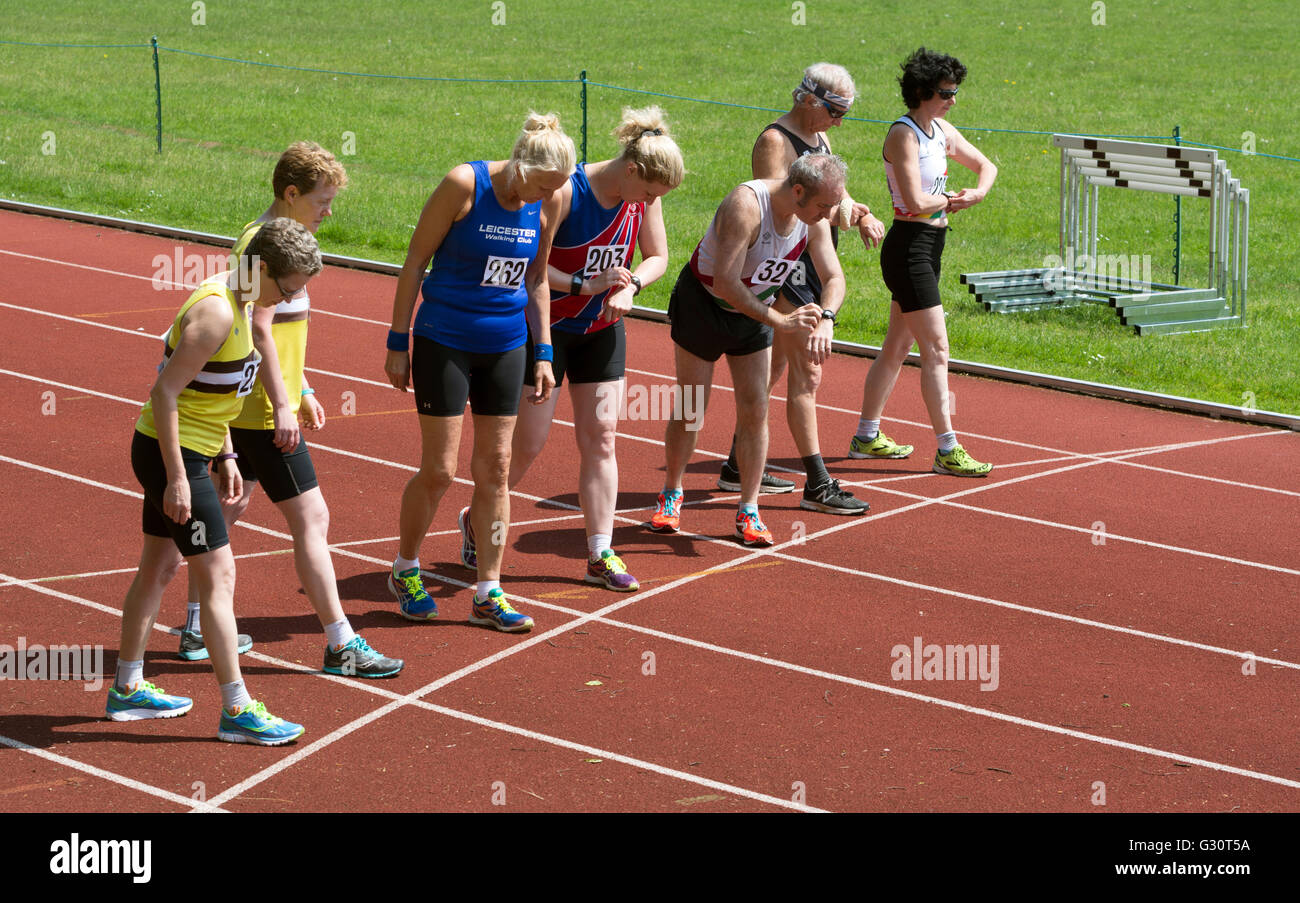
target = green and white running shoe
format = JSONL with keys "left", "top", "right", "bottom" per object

{"left": 848, "top": 431, "right": 914, "bottom": 459}
{"left": 933, "top": 445, "right": 992, "bottom": 477}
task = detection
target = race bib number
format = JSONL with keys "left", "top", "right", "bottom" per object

{"left": 235, "top": 359, "right": 260, "bottom": 398}
{"left": 481, "top": 256, "right": 527, "bottom": 289}
{"left": 583, "top": 244, "right": 626, "bottom": 278}
{"left": 750, "top": 256, "right": 797, "bottom": 288}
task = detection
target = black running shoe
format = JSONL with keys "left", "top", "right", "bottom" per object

{"left": 799, "top": 479, "right": 870, "bottom": 515}
{"left": 717, "top": 462, "right": 796, "bottom": 494}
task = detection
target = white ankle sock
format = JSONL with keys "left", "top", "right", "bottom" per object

{"left": 220, "top": 679, "right": 253, "bottom": 713}
{"left": 325, "top": 619, "right": 356, "bottom": 651}
{"left": 115, "top": 658, "right": 144, "bottom": 692}
{"left": 393, "top": 556, "right": 419, "bottom": 575}
{"left": 937, "top": 431, "right": 958, "bottom": 453}
{"left": 588, "top": 534, "right": 611, "bottom": 560}
{"left": 476, "top": 580, "right": 500, "bottom": 599}
{"left": 857, "top": 418, "right": 880, "bottom": 439}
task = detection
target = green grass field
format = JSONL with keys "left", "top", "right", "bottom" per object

{"left": 2, "top": 1, "right": 1296, "bottom": 414}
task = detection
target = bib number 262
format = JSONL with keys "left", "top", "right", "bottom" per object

{"left": 481, "top": 256, "right": 528, "bottom": 289}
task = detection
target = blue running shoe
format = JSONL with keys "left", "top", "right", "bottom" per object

{"left": 105, "top": 681, "right": 193, "bottom": 721}
{"left": 469, "top": 588, "right": 533, "bottom": 633}
{"left": 217, "top": 700, "right": 304, "bottom": 746}
{"left": 388, "top": 566, "right": 438, "bottom": 620}
{"left": 323, "top": 635, "right": 404, "bottom": 679}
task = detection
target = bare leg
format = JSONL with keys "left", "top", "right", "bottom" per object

{"left": 725, "top": 346, "right": 773, "bottom": 509}
{"left": 275, "top": 487, "right": 346, "bottom": 629}
{"left": 397, "top": 414, "right": 462, "bottom": 562}
{"left": 470, "top": 412, "right": 517, "bottom": 583}
{"left": 899, "top": 305, "right": 953, "bottom": 435}
{"left": 858, "top": 301, "right": 915, "bottom": 421}
{"left": 570, "top": 379, "right": 623, "bottom": 541}
{"left": 662, "top": 344, "right": 715, "bottom": 490}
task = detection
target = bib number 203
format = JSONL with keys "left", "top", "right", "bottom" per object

{"left": 481, "top": 256, "right": 527, "bottom": 289}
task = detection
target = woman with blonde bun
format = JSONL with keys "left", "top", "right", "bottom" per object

{"left": 459, "top": 106, "right": 683, "bottom": 593}
{"left": 385, "top": 112, "right": 575, "bottom": 632}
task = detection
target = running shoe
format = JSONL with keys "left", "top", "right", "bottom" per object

{"left": 469, "top": 588, "right": 534, "bottom": 633}
{"left": 801, "top": 479, "right": 870, "bottom": 515}
{"left": 105, "top": 681, "right": 193, "bottom": 721}
{"left": 734, "top": 510, "right": 775, "bottom": 547}
{"left": 217, "top": 700, "right": 305, "bottom": 746}
{"left": 933, "top": 445, "right": 993, "bottom": 477}
{"left": 388, "top": 566, "right": 439, "bottom": 620}
{"left": 178, "top": 629, "right": 253, "bottom": 662}
{"left": 585, "top": 549, "right": 640, "bottom": 592}
{"left": 649, "top": 491, "right": 682, "bottom": 533}
{"left": 323, "top": 635, "right": 405, "bottom": 679}
{"left": 848, "top": 431, "right": 914, "bottom": 460}
{"left": 457, "top": 506, "right": 477, "bottom": 570}
{"left": 717, "top": 462, "right": 796, "bottom": 494}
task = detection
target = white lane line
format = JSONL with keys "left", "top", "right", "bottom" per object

{"left": 6, "top": 452, "right": 1299, "bottom": 808}
{"left": 0, "top": 733, "right": 228, "bottom": 813}
{"left": 6, "top": 277, "right": 1292, "bottom": 496}
{"left": 582, "top": 615, "right": 1300, "bottom": 792}
{"left": 1, "top": 569, "right": 821, "bottom": 813}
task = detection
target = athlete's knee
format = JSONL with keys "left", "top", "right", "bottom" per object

{"left": 919, "top": 335, "right": 950, "bottom": 367}
{"left": 471, "top": 447, "right": 511, "bottom": 487}
{"left": 413, "top": 463, "right": 456, "bottom": 496}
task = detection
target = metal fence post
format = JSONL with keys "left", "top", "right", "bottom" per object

{"left": 152, "top": 36, "right": 163, "bottom": 154}
{"left": 1173, "top": 124, "right": 1181, "bottom": 284}
{"left": 580, "top": 69, "right": 588, "bottom": 164}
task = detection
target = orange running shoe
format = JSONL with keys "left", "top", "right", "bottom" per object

{"left": 734, "top": 509, "right": 774, "bottom": 547}
{"left": 649, "top": 490, "right": 682, "bottom": 533}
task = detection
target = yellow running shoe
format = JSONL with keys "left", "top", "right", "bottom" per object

{"left": 933, "top": 445, "right": 992, "bottom": 477}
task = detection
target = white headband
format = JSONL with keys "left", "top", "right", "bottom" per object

{"left": 799, "top": 76, "right": 852, "bottom": 108}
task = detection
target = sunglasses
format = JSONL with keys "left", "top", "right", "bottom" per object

{"left": 935, "top": 87, "right": 959, "bottom": 100}
{"left": 821, "top": 100, "right": 850, "bottom": 119}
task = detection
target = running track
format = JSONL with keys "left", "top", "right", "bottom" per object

{"left": 0, "top": 209, "right": 1296, "bottom": 814}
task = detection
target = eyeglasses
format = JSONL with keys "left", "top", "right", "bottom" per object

{"left": 821, "top": 100, "right": 850, "bottom": 119}
{"left": 273, "top": 277, "right": 302, "bottom": 301}
{"left": 935, "top": 87, "right": 958, "bottom": 100}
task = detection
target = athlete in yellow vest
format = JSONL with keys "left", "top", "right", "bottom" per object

{"left": 175, "top": 142, "right": 403, "bottom": 679}
{"left": 110, "top": 217, "right": 322, "bottom": 745}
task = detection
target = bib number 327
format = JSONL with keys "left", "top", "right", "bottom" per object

{"left": 481, "top": 256, "right": 528, "bottom": 289}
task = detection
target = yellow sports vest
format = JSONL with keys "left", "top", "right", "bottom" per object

{"left": 136, "top": 275, "right": 261, "bottom": 457}
{"left": 228, "top": 219, "right": 311, "bottom": 430}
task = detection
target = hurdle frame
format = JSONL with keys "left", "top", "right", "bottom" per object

{"left": 963, "top": 134, "right": 1249, "bottom": 336}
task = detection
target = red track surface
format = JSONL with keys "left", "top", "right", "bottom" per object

{"left": 1, "top": 209, "right": 1297, "bottom": 814}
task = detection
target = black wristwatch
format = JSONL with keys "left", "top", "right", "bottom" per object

{"left": 820, "top": 307, "right": 838, "bottom": 326}
{"left": 570, "top": 272, "right": 584, "bottom": 295}
{"left": 630, "top": 274, "right": 643, "bottom": 296}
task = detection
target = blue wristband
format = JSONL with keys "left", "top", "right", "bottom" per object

{"left": 300, "top": 387, "right": 315, "bottom": 396}
{"left": 534, "top": 343, "right": 554, "bottom": 363}
{"left": 386, "top": 330, "right": 410, "bottom": 352}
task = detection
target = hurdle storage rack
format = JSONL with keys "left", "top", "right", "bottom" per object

{"left": 961, "top": 134, "right": 1249, "bottom": 336}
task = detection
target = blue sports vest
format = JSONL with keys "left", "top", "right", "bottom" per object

{"left": 416, "top": 160, "right": 543, "bottom": 353}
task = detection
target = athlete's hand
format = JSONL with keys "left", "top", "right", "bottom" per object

{"left": 599, "top": 284, "right": 635, "bottom": 322}
{"left": 858, "top": 210, "right": 885, "bottom": 249}
{"left": 777, "top": 304, "right": 821, "bottom": 336}
{"left": 215, "top": 458, "right": 243, "bottom": 503}
{"left": 385, "top": 349, "right": 411, "bottom": 392}
{"left": 586, "top": 266, "right": 632, "bottom": 295}
{"left": 272, "top": 403, "right": 302, "bottom": 452}
{"left": 945, "top": 188, "right": 985, "bottom": 212}
{"left": 163, "top": 474, "right": 192, "bottom": 525}
{"left": 300, "top": 393, "right": 326, "bottom": 430}
{"left": 529, "top": 361, "right": 556, "bottom": 404}
{"left": 807, "top": 317, "right": 835, "bottom": 365}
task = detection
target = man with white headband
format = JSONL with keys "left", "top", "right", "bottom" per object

{"left": 715, "top": 62, "right": 884, "bottom": 516}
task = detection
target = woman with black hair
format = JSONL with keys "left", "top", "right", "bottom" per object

{"left": 848, "top": 47, "right": 998, "bottom": 477}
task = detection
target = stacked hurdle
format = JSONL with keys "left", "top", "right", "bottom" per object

{"left": 961, "top": 134, "right": 1249, "bottom": 336}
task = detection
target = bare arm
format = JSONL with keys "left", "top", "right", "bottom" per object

{"left": 150, "top": 295, "right": 233, "bottom": 523}
{"left": 939, "top": 119, "right": 997, "bottom": 211}
{"left": 249, "top": 300, "right": 299, "bottom": 451}
{"left": 385, "top": 164, "right": 475, "bottom": 391}
{"left": 525, "top": 189, "right": 563, "bottom": 404}
{"left": 804, "top": 220, "right": 844, "bottom": 365}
